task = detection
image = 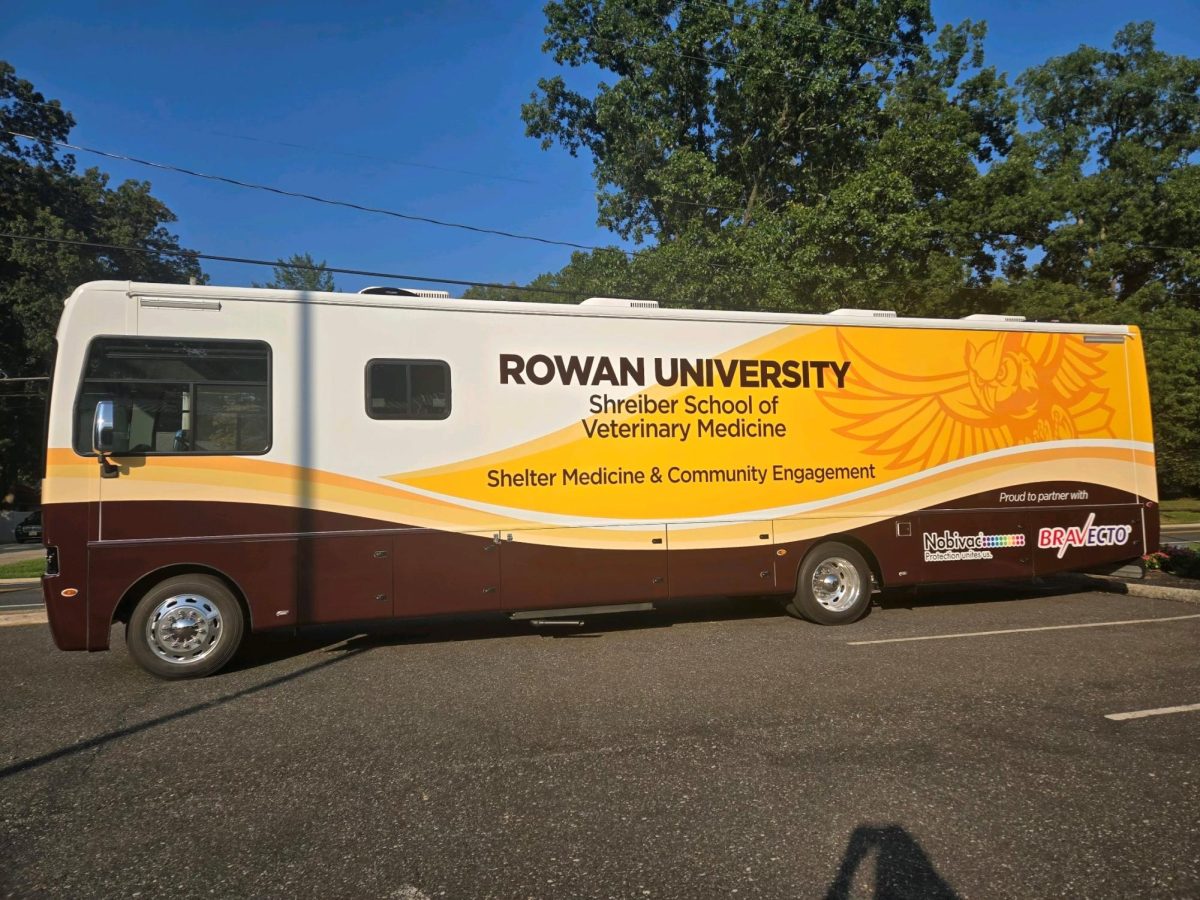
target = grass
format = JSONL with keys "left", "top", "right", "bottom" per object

{"left": 0, "top": 558, "right": 45, "bottom": 579}
{"left": 1160, "top": 498, "right": 1200, "bottom": 525}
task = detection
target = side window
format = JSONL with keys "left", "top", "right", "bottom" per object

{"left": 73, "top": 338, "right": 270, "bottom": 455}
{"left": 366, "top": 359, "right": 451, "bottom": 420}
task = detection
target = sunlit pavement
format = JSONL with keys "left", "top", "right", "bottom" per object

{"left": 1, "top": 583, "right": 1197, "bottom": 898}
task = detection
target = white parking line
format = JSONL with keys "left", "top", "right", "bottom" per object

{"left": 848, "top": 614, "right": 1200, "bottom": 645}
{"left": 1105, "top": 703, "right": 1200, "bottom": 721}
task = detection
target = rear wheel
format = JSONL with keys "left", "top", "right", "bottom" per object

{"left": 784, "top": 542, "right": 873, "bottom": 625}
{"left": 126, "top": 574, "right": 244, "bottom": 679}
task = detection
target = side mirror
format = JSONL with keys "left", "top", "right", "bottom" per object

{"left": 92, "top": 400, "right": 127, "bottom": 478}
{"left": 92, "top": 399, "right": 115, "bottom": 454}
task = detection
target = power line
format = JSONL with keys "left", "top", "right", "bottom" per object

{"left": 2, "top": 131, "right": 626, "bottom": 256}
{"left": 207, "top": 131, "right": 540, "bottom": 185}
{"left": 210, "top": 128, "right": 745, "bottom": 214}
{"left": 9, "top": 99, "right": 763, "bottom": 215}
{"left": 1, "top": 231, "right": 1196, "bottom": 330}
{"left": 41, "top": 128, "right": 1197, "bottom": 260}
{"left": 0, "top": 232, "right": 587, "bottom": 298}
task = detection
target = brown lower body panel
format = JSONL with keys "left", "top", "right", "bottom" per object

{"left": 39, "top": 481, "right": 1157, "bottom": 651}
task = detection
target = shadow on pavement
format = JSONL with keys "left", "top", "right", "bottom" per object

{"left": 243, "top": 594, "right": 788, "bottom": 658}
{"left": 825, "top": 824, "right": 959, "bottom": 899}
{"left": 874, "top": 577, "right": 1087, "bottom": 612}
{"left": 0, "top": 635, "right": 370, "bottom": 781}
{"left": 212, "top": 577, "right": 1094, "bottom": 672}
{"left": 1, "top": 597, "right": 785, "bottom": 780}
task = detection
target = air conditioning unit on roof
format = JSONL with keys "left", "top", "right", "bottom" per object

{"left": 580, "top": 297, "right": 659, "bottom": 309}
{"left": 828, "top": 308, "right": 897, "bottom": 318}
{"left": 359, "top": 286, "right": 451, "bottom": 299}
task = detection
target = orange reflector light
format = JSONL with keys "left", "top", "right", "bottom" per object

{"left": 60, "top": 588, "right": 78, "bottom": 598}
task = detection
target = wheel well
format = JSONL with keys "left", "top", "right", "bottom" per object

{"left": 111, "top": 565, "right": 252, "bottom": 627}
{"left": 801, "top": 535, "right": 885, "bottom": 592}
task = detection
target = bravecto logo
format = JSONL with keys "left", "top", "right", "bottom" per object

{"left": 1037, "top": 514, "right": 1132, "bottom": 559}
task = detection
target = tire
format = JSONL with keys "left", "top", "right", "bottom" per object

{"left": 784, "top": 542, "right": 873, "bottom": 625}
{"left": 126, "top": 574, "right": 245, "bottom": 679}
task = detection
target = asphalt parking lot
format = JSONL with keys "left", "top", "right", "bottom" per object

{"left": 1, "top": 583, "right": 1197, "bottom": 899}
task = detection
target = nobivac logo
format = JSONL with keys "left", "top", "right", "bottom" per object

{"left": 923, "top": 530, "right": 1025, "bottom": 563}
{"left": 1037, "top": 513, "right": 1132, "bottom": 559}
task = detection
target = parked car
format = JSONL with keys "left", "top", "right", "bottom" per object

{"left": 14, "top": 510, "right": 42, "bottom": 544}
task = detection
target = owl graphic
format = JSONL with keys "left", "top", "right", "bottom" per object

{"left": 817, "top": 331, "right": 1117, "bottom": 471}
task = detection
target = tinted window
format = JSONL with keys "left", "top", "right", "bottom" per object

{"left": 366, "top": 360, "right": 450, "bottom": 420}
{"left": 74, "top": 338, "right": 270, "bottom": 454}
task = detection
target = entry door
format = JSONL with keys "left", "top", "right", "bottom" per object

{"left": 394, "top": 529, "right": 502, "bottom": 617}
{"left": 500, "top": 526, "right": 668, "bottom": 611}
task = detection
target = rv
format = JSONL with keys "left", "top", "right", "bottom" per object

{"left": 40, "top": 282, "right": 1159, "bottom": 677}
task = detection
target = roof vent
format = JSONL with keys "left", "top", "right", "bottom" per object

{"left": 828, "top": 308, "right": 897, "bottom": 318}
{"left": 580, "top": 296, "right": 659, "bottom": 309}
{"left": 961, "top": 313, "right": 1026, "bottom": 322}
{"left": 359, "top": 286, "right": 451, "bottom": 299}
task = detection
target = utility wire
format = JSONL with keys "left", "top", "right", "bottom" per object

{"left": 2, "top": 131, "right": 626, "bottom": 256}
{"left": 10, "top": 99, "right": 750, "bottom": 214}
{"left": 1, "top": 232, "right": 1196, "bottom": 331}
{"left": 0, "top": 232, "right": 587, "bottom": 298}
{"left": 211, "top": 128, "right": 744, "bottom": 213}
{"left": 207, "top": 131, "right": 540, "bottom": 185}
{"left": 26, "top": 129, "right": 1199, "bottom": 259}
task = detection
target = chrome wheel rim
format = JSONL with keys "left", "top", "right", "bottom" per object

{"left": 145, "top": 593, "right": 223, "bottom": 665}
{"left": 811, "top": 558, "right": 862, "bottom": 612}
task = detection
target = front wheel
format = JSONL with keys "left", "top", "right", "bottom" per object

{"left": 126, "top": 574, "right": 245, "bottom": 679}
{"left": 784, "top": 542, "right": 873, "bottom": 625}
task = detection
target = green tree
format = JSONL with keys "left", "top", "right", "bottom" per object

{"left": 522, "top": 10, "right": 1200, "bottom": 494}
{"left": 991, "top": 23, "right": 1200, "bottom": 494}
{"left": 989, "top": 23, "right": 1200, "bottom": 297}
{"left": 252, "top": 252, "right": 336, "bottom": 292}
{"left": 0, "top": 60, "right": 202, "bottom": 498}
{"left": 522, "top": 1, "right": 1016, "bottom": 310}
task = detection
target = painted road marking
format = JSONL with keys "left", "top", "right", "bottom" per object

{"left": 0, "top": 603, "right": 44, "bottom": 611}
{"left": 849, "top": 614, "right": 1200, "bottom": 645}
{"left": 1105, "top": 703, "right": 1200, "bottom": 721}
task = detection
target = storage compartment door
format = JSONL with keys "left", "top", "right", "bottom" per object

{"left": 394, "top": 529, "right": 501, "bottom": 617}
{"left": 667, "top": 520, "right": 776, "bottom": 598}
{"left": 301, "top": 534, "right": 393, "bottom": 623}
{"left": 500, "top": 525, "right": 667, "bottom": 611}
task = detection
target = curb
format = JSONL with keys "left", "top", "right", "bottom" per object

{"left": 0, "top": 610, "right": 48, "bottom": 627}
{"left": 0, "top": 578, "right": 41, "bottom": 590}
{"left": 1161, "top": 523, "right": 1199, "bottom": 533}
{"left": 1054, "top": 573, "right": 1200, "bottom": 605}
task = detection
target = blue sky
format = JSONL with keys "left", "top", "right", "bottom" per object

{"left": 3, "top": 1, "right": 1198, "bottom": 294}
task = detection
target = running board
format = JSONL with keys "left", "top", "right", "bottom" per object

{"left": 510, "top": 602, "right": 655, "bottom": 621}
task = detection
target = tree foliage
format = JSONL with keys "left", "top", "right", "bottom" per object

{"left": 252, "top": 252, "right": 336, "bottom": 292}
{"left": 520, "top": 6, "right": 1200, "bottom": 494}
{"left": 0, "top": 61, "right": 202, "bottom": 497}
